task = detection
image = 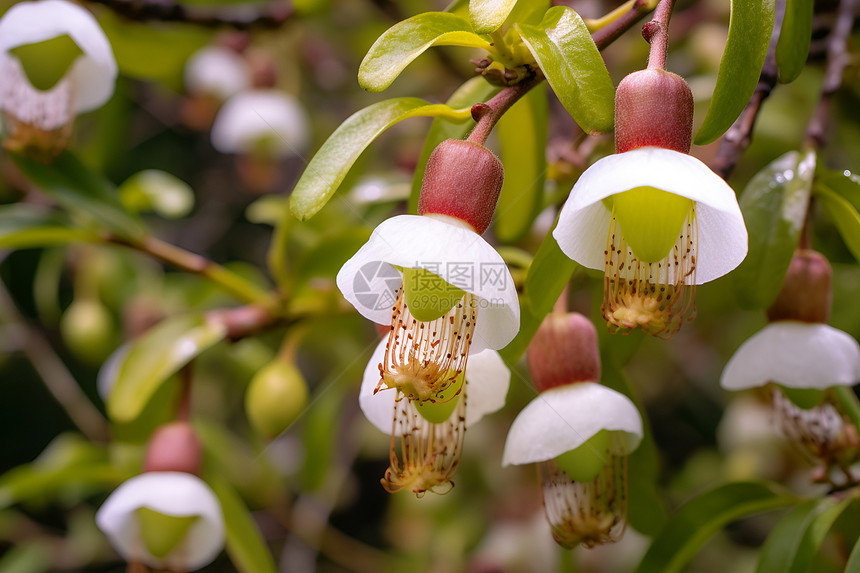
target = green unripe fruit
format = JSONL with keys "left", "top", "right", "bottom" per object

{"left": 60, "top": 299, "right": 115, "bottom": 365}
{"left": 135, "top": 506, "right": 199, "bottom": 559}
{"left": 554, "top": 429, "right": 611, "bottom": 483}
{"left": 246, "top": 361, "right": 308, "bottom": 438}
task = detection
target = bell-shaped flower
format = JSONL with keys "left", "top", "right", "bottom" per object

{"left": 0, "top": 0, "right": 116, "bottom": 156}
{"left": 95, "top": 471, "right": 225, "bottom": 572}
{"left": 184, "top": 46, "right": 250, "bottom": 102}
{"left": 359, "top": 334, "right": 510, "bottom": 495}
{"left": 211, "top": 89, "right": 309, "bottom": 158}
{"left": 554, "top": 69, "right": 746, "bottom": 338}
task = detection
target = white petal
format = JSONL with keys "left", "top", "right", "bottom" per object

{"left": 335, "top": 215, "right": 520, "bottom": 350}
{"left": 0, "top": 0, "right": 117, "bottom": 112}
{"left": 359, "top": 337, "right": 511, "bottom": 434}
{"left": 95, "top": 472, "right": 225, "bottom": 571}
{"left": 553, "top": 147, "right": 748, "bottom": 284}
{"left": 184, "top": 46, "right": 251, "bottom": 100}
{"left": 502, "top": 382, "right": 643, "bottom": 466}
{"left": 210, "top": 89, "right": 309, "bottom": 156}
{"left": 720, "top": 322, "right": 860, "bottom": 391}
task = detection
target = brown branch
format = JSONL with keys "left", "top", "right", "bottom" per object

{"left": 86, "top": 0, "right": 292, "bottom": 29}
{"left": 644, "top": 0, "right": 677, "bottom": 70}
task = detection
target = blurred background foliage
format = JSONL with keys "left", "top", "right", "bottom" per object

{"left": 1, "top": 0, "right": 860, "bottom": 571}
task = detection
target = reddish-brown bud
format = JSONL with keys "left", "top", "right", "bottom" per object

{"left": 527, "top": 313, "right": 601, "bottom": 393}
{"left": 143, "top": 422, "right": 203, "bottom": 476}
{"left": 614, "top": 69, "right": 693, "bottom": 154}
{"left": 417, "top": 139, "right": 504, "bottom": 234}
{"left": 767, "top": 249, "right": 832, "bottom": 323}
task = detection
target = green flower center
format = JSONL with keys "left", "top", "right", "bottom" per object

{"left": 553, "top": 429, "right": 611, "bottom": 483}
{"left": 609, "top": 186, "right": 693, "bottom": 263}
{"left": 401, "top": 267, "right": 465, "bottom": 322}
{"left": 10, "top": 35, "right": 83, "bottom": 91}
{"left": 135, "top": 506, "right": 200, "bottom": 559}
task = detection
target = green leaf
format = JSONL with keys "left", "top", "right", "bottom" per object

{"left": 0, "top": 205, "right": 98, "bottom": 249}
{"left": 756, "top": 497, "right": 853, "bottom": 573}
{"left": 634, "top": 482, "right": 798, "bottom": 573}
{"left": 776, "top": 0, "right": 813, "bottom": 83}
{"left": 106, "top": 315, "right": 228, "bottom": 424}
{"left": 209, "top": 477, "right": 278, "bottom": 573}
{"left": 409, "top": 77, "right": 500, "bottom": 213}
{"left": 732, "top": 150, "right": 815, "bottom": 309}
{"left": 11, "top": 152, "right": 146, "bottom": 240}
{"left": 816, "top": 168, "right": 860, "bottom": 211}
{"left": 694, "top": 0, "right": 776, "bottom": 145}
{"left": 846, "top": 534, "right": 860, "bottom": 573}
{"left": 495, "top": 82, "right": 548, "bottom": 242}
{"left": 289, "top": 98, "right": 471, "bottom": 221}
{"left": 0, "top": 542, "right": 52, "bottom": 573}
{"left": 499, "top": 220, "right": 578, "bottom": 363}
{"left": 470, "top": 0, "right": 518, "bottom": 34}
{"left": 516, "top": 6, "right": 614, "bottom": 134}
{"left": 815, "top": 184, "right": 860, "bottom": 264}
{"left": 358, "top": 12, "right": 492, "bottom": 92}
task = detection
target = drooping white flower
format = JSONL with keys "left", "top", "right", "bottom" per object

{"left": 184, "top": 46, "right": 251, "bottom": 101}
{"left": 0, "top": 0, "right": 116, "bottom": 153}
{"left": 210, "top": 89, "right": 309, "bottom": 157}
{"left": 553, "top": 147, "right": 747, "bottom": 337}
{"left": 95, "top": 471, "right": 225, "bottom": 572}
{"left": 358, "top": 334, "right": 510, "bottom": 495}
{"left": 720, "top": 322, "right": 860, "bottom": 391}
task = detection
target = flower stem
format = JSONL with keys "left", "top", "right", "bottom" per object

{"left": 832, "top": 386, "right": 860, "bottom": 434}
{"left": 644, "top": 0, "right": 676, "bottom": 70}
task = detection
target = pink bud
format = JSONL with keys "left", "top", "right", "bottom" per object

{"left": 527, "top": 313, "right": 601, "bottom": 393}
{"left": 614, "top": 69, "right": 693, "bottom": 154}
{"left": 418, "top": 139, "right": 504, "bottom": 234}
{"left": 767, "top": 249, "right": 832, "bottom": 323}
{"left": 144, "top": 422, "right": 203, "bottom": 476}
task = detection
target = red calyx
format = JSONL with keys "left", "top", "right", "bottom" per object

{"left": 417, "top": 139, "right": 504, "bottom": 235}
{"left": 527, "top": 313, "right": 601, "bottom": 393}
{"left": 143, "top": 421, "right": 203, "bottom": 476}
{"left": 767, "top": 249, "right": 832, "bottom": 324}
{"left": 614, "top": 69, "right": 694, "bottom": 154}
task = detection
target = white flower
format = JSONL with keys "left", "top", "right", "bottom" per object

{"left": 95, "top": 472, "right": 225, "bottom": 571}
{"left": 720, "top": 322, "right": 860, "bottom": 391}
{"left": 502, "top": 382, "right": 642, "bottom": 466}
{"left": 337, "top": 214, "right": 520, "bottom": 353}
{"left": 210, "top": 89, "right": 309, "bottom": 157}
{"left": 184, "top": 46, "right": 251, "bottom": 101}
{"left": 0, "top": 0, "right": 116, "bottom": 131}
{"left": 553, "top": 146, "right": 747, "bottom": 337}
{"left": 359, "top": 336, "right": 510, "bottom": 433}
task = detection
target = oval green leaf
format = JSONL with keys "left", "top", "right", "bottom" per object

{"left": 846, "top": 534, "right": 860, "bottom": 573}
{"left": 470, "top": 0, "right": 518, "bottom": 34}
{"left": 732, "top": 150, "right": 815, "bottom": 310}
{"left": 409, "top": 77, "right": 500, "bottom": 213}
{"left": 694, "top": 0, "right": 776, "bottom": 145}
{"left": 289, "top": 97, "right": 471, "bottom": 221}
{"left": 11, "top": 152, "right": 146, "bottom": 240}
{"left": 634, "top": 482, "right": 797, "bottom": 573}
{"left": 358, "top": 12, "right": 492, "bottom": 92}
{"left": 209, "top": 476, "right": 278, "bottom": 573}
{"left": 495, "top": 82, "right": 547, "bottom": 242}
{"left": 105, "top": 314, "right": 228, "bottom": 424}
{"left": 815, "top": 184, "right": 860, "bottom": 264}
{"left": 0, "top": 205, "right": 98, "bottom": 249}
{"left": 775, "top": 0, "right": 813, "bottom": 83}
{"left": 756, "top": 497, "right": 853, "bottom": 573}
{"left": 516, "top": 6, "right": 614, "bottom": 134}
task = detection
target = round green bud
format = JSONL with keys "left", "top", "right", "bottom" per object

{"left": 245, "top": 361, "right": 308, "bottom": 438}
{"left": 60, "top": 299, "right": 115, "bottom": 365}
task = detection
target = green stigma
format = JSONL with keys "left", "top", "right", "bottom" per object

{"left": 778, "top": 385, "right": 827, "bottom": 410}
{"left": 553, "top": 429, "right": 611, "bottom": 483}
{"left": 135, "top": 506, "right": 199, "bottom": 559}
{"left": 401, "top": 267, "right": 465, "bottom": 322}
{"left": 609, "top": 186, "right": 692, "bottom": 263}
{"left": 414, "top": 372, "right": 465, "bottom": 423}
{"left": 10, "top": 35, "right": 83, "bottom": 91}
